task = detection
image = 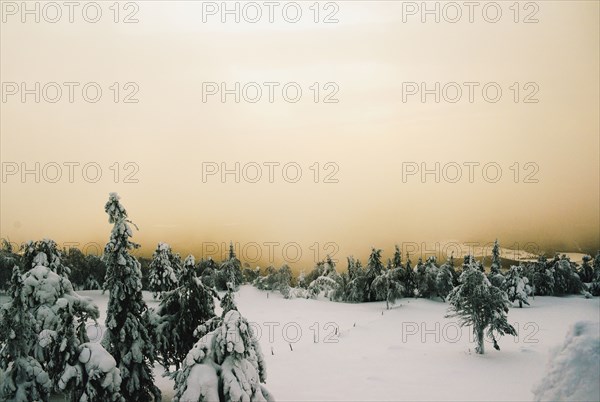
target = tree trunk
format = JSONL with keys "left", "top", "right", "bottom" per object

{"left": 476, "top": 328, "right": 485, "bottom": 354}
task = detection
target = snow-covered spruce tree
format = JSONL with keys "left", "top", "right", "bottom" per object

{"left": 155, "top": 255, "right": 217, "bottom": 371}
{"left": 220, "top": 282, "right": 238, "bottom": 316}
{"left": 58, "top": 342, "right": 124, "bottom": 402}
{"left": 275, "top": 264, "right": 293, "bottom": 299}
{"left": 436, "top": 260, "right": 454, "bottom": 301}
{"left": 371, "top": 264, "right": 403, "bottom": 309}
{"left": 488, "top": 240, "right": 505, "bottom": 288}
{"left": 589, "top": 252, "right": 600, "bottom": 296}
{"left": 21, "top": 262, "right": 99, "bottom": 371}
{"left": 101, "top": 193, "right": 160, "bottom": 401}
{"left": 579, "top": 255, "right": 594, "bottom": 283}
{"left": 365, "top": 248, "right": 385, "bottom": 302}
{"left": 242, "top": 265, "right": 260, "bottom": 284}
{"left": 446, "top": 256, "right": 517, "bottom": 354}
{"left": 0, "top": 266, "right": 52, "bottom": 401}
{"left": 308, "top": 257, "right": 341, "bottom": 300}
{"left": 198, "top": 257, "right": 218, "bottom": 289}
{"left": 42, "top": 303, "right": 124, "bottom": 402}
{"left": 21, "top": 239, "right": 70, "bottom": 277}
{"left": 253, "top": 265, "right": 276, "bottom": 291}
{"left": 417, "top": 256, "right": 440, "bottom": 299}
{"left": 347, "top": 258, "right": 367, "bottom": 302}
{"left": 552, "top": 255, "right": 582, "bottom": 295}
{"left": 533, "top": 255, "right": 555, "bottom": 296}
{"left": 502, "top": 265, "right": 531, "bottom": 308}
{"left": 216, "top": 243, "right": 243, "bottom": 291}
{"left": 173, "top": 308, "right": 273, "bottom": 402}
{"left": 414, "top": 257, "right": 426, "bottom": 296}
{"left": 149, "top": 242, "right": 179, "bottom": 299}
{"left": 402, "top": 253, "right": 416, "bottom": 297}
{"left": 392, "top": 245, "right": 403, "bottom": 269}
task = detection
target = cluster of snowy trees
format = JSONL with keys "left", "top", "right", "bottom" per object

{"left": 252, "top": 240, "right": 600, "bottom": 306}
{"left": 0, "top": 239, "right": 106, "bottom": 292}
{"left": 0, "top": 193, "right": 270, "bottom": 401}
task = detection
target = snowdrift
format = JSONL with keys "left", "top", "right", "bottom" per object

{"left": 533, "top": 321, "right": 600, "bottom": 402}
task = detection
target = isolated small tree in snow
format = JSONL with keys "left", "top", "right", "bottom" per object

{"left": 0, "top": 266, "right": 52, "bottom": 401}
{"left": 173, "top": 309, "right": 273, "bottom": 402}
{"left": 101, "top": 193, "right": 160, "bottom": 401}
{"left": 156, "top": 254, "right": 217, "bottom": 371}
{"left": 149, "top": 242, "right": 179, "bottom": 298}
{"left": 503, "top": 265, "right": 532, "bottom": 308}
{"left": 446, "top": 257, "right": 517, "bottom": 354}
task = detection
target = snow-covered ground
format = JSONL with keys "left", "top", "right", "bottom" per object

{"left": 58, "top": 286, "right": 600, "bottom": 401}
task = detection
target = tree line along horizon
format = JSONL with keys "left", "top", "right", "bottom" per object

{"left": 2, "top": 236, "right": 600, "bottom": 301}
{"left": 0, "top": 192, "right": 599, "bottom": 401}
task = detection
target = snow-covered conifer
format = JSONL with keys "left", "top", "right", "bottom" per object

{"left": 149, "top": 242, "right": 179, "bottom": 299}
{"left": 533, "top": 255, "right": 555, "bottom": 296}
{"left": 216, "top": 243, "right": 243, "bottom": 291}
{"left": 503, "top": 265, "right": 531, "bottom": 308}
{"left": 371, "top": 265, "right": 403, "bottom": 309}
{"left": 21, "top": 239, "right": 70, "bottom": 277}
{"left": 436, "top": 261, "right": 454, "bottom": 301}
{"left": 173, "top": 310, "right": 273, "bottom": 402}
{"left": 220, "top": 282, "right": 238, "bottom": 316}
{"left": 488, "top": 240, "right": 505, "bottom": 288}
{"left": 365, "top": 248, "right": 384, "bottom": 301}
{"left": 553, "top": 255, "right": 582, "bottom": 295}
{"left": 579, "top": 255, "right": 594, "bottom": 283}
{"left": 58, "top": 342, "right": 124, "bottom": 401}
{"left": 403, "top": 253, "right": 416, "bottom": 297}
{"left": 156, "top": 254, "right": 217, "bottom": 371}
{"left": 347, "top": 258, "right": 367, "bottom": 302}
{"left": 308, "top": 258, "right": 341, "bottom": 300}
{"left": 0, "top": 266, "right": 52, "bottom": 401}
{"left": 589, "top": 252, "right": 600, "bottom": 296}
{"left": 392, "top": 245, "right": 403, "bottom": 269}
{"left": 101, "top": 193, "right": 160, "bottom": 401}
{"left": 417, "top": 256, "right": 439, "bottom": 298}
{"left": 446, "top": 256, "right": 517, "bottom": 354}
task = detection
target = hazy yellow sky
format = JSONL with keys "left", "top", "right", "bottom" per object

{"left": 1, "top": 1, "right": 598, "bottom": 267}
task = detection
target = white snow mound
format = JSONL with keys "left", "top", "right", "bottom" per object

{"left": 533, "top": 321, "right": 600, "bottom": 402}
